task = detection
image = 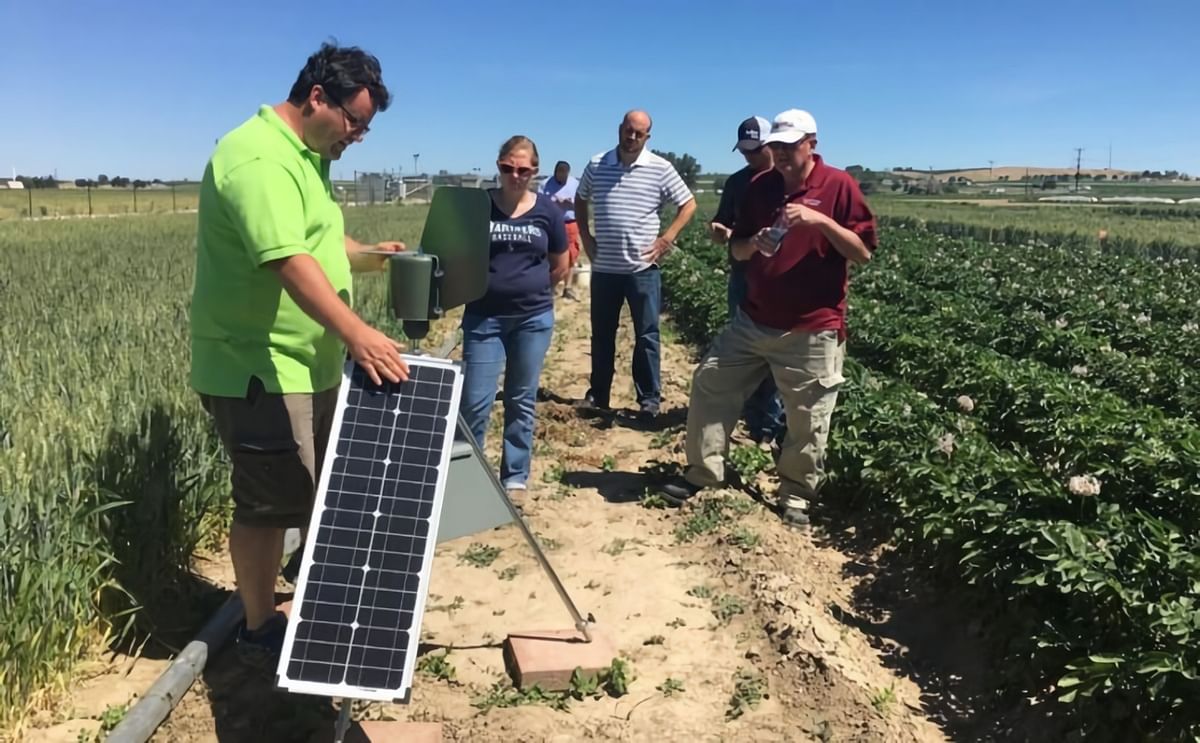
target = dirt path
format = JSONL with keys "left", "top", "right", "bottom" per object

{"left": 26, "top": 289, "right": 955, "bottom": 743}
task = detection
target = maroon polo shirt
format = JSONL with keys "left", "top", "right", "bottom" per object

{"left": 731, "top": 155, "right": 878, "bottom": 337}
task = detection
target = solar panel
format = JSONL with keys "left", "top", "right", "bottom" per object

{"left": 276, "top": 355, "right": 463, "bottom": 701}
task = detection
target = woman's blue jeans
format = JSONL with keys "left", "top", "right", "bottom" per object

{"left": 459, "top": 308, "right": 555, "bottom": 488}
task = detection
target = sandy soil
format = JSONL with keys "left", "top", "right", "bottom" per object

{"left": 22, "top": 286, "right": 980, "bottom": 743}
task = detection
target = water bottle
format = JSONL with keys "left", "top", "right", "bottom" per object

{"left": 759, "top": 216, "right": 788, "bottom": 257}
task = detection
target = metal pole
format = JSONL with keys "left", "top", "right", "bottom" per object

{"left": 87, "top": 183, "right": 92, "bottom": 216}
{"left": 455, "top": 412, "right": 593, "bottom": 641}
{"left": 133, "top": 185, "right": 138, "bottom": 213}
{"left": 333, "top": 700, "right": 353, "bottom": 743}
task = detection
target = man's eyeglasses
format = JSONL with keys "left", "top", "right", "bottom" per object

{"left": 498, "top": 163, "right": 536, "bottom": 177}
{"left": 327, "top": 94, "right": 370, "bottom": 135}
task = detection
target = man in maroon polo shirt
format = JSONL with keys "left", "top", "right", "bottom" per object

{"left": 658, "top": 109, "right": 877, "bottom": 526}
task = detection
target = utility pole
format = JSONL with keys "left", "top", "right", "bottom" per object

{"left": 988, "top": 160, "right": 994, "bottom": 179}
{"left": 1074, "top": 147, "right": 1083, "bottom": 192}
{"left": 412, "top": 153, "right": 421, "bottom": 182}
{"left": 1025, "top": 167, "right": 1030, "bottom": 201}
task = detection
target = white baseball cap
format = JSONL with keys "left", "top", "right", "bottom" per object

{"left": 762, "top": 109, "right": 818, "bottom": 145}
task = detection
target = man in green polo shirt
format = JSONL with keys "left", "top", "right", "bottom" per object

{"left": 190, "top": 42, "right": 410, "bottom": 665}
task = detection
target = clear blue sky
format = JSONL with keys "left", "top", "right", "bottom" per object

{"left": 2, "top": 0, "right": 1197, "bottom": 181}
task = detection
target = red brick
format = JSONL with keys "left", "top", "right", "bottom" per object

{"left": 503, "top": 628, "right": 617, "bottom": 691}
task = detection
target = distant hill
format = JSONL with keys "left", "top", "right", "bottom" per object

{"left": 890, "top": 166, "right": 1142, "bottom": 182}
{"left": 698, "top": 166, "right": 1193, "bottom": 189}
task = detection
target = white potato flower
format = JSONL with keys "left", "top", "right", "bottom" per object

{"left": 1068, "top": 475, "right": 1101, "bottom": 497}
{"left": 936, "top": 433, "right": 956, "bottom": 456}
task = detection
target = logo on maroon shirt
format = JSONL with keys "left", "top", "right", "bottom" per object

{"left": 802, "top": 197, "right": 822, "bottom": 207}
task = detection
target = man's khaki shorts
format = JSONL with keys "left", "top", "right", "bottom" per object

{"left": 201, "top": 376, "right": 339, "bottom": 529}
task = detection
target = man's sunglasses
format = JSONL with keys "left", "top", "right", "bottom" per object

{"left": 765, "top": 137, "right": 812, "bottom": 153}
{"left": 498, "top": 163, "right": 537, "bottom": 177}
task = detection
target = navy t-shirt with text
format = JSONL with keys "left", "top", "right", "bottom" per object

{"left": 466, "top": 191, "right": 567, "bottom": 318}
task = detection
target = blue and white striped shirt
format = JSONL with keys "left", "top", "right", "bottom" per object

{"left": 578, "top": 148, "right": 694, "bottom": 274}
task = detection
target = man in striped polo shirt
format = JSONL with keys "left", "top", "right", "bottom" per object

{"left": 575, "top": 110, "right": 696, "bottom": 419}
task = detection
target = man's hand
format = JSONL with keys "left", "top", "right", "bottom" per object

{"left": 640, "top": 236, "right": 675, "bottom": 264}
{"left": 749, "top": 227, "right": 782, "bottom": 256}
{"left": 344, "top": 323, "right": 410, "bottom": 386}
{"left": 581, "top": 232, "right": 597, "bottom": 261}
{"left": 709, "top": 222, "right": 733, "bottom": 245}
{"left": 783, "top": 203, "right": 831, "bottom": 228}
{"left": 347, "top": 239, "right": 406, "bottom": 273}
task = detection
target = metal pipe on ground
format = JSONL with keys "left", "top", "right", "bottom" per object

{"left": 105, "top": 594, "right": 244, "bottom": 743}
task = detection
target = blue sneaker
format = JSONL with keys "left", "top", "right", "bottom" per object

{"left": 236, "top": 611, "right": 287, "bottom": 671}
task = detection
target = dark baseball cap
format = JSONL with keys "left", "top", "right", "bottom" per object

{"left": 733, "top": 116, "right": 771, "bottom": 152}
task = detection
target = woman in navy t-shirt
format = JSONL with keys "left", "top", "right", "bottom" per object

{"left": 460, "top": 135, "right": 569, "bottom": 505}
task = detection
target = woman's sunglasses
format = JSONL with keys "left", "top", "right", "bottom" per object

{"left": 498, "top": 163, "right": 537, "bottom": 177}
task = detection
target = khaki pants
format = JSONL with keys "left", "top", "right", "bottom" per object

{"left": 684, "top": 310, "right": 845, "bottom": 509}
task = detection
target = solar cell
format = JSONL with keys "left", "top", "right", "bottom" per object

{"left": 277, "top": 356, "right": 462, "bottom": 700}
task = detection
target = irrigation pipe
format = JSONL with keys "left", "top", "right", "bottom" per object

{"left": 105, "top": 594, "right": 244, "bottom": 743}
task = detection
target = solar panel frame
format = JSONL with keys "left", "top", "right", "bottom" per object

{"left": 276, "top": 355, "right": 463, "bottom": 701}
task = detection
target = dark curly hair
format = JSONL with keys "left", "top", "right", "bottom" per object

{"left": 288, "top": 41, "right": 391, "bottom": 112}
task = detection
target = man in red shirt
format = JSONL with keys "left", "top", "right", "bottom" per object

{"left": 658, "top": 109, "right": 877, "bottom": 526}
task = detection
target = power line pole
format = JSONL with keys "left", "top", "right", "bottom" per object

{"left": 988, "top": 160, "right": 994, "bottom": 179}
{"left": 1074, "top": 147, "right": 1083, "bottom": 192}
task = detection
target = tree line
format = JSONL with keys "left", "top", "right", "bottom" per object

{"left": 10, "top": 174, "right": 172, "bottom": 189}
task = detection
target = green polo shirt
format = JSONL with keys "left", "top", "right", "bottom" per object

{"left": 190, "top": 105, "right": 352, "bottom": 397}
